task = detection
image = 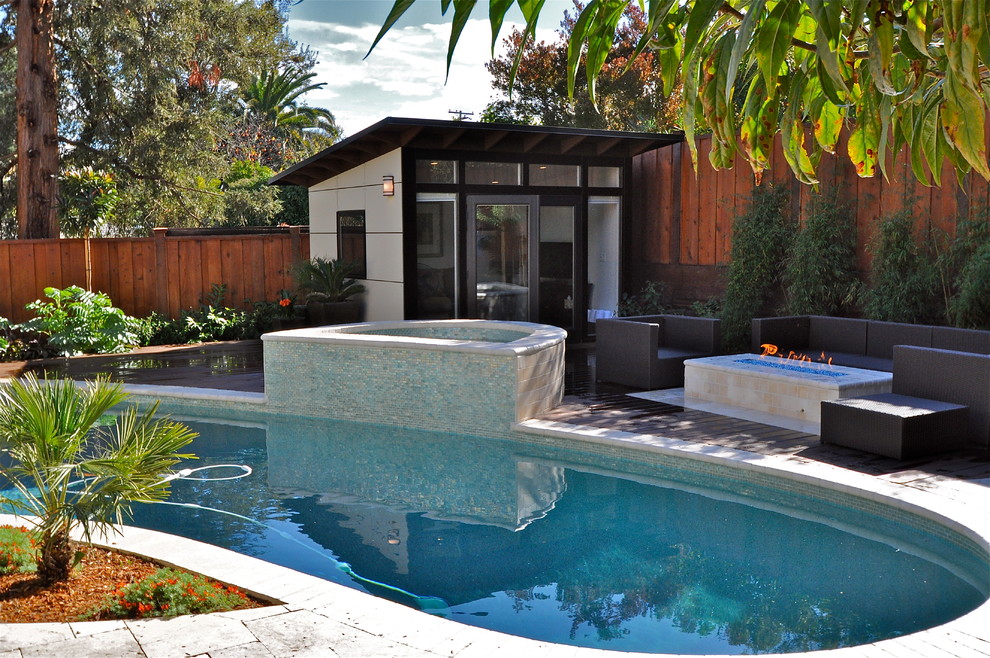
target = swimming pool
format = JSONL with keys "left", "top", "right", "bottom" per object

{"left": 124, "top": 412, "right": 988, "bottom": 655}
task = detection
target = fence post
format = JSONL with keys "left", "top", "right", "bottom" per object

{"left": 289, "top": 225, "right": 303, "bottom": 265}
{"left": 153, "top": 227, "right": 170, "bottom": 316}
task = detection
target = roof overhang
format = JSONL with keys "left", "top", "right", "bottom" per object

{"left": 270, "top": 117, "right": 683, "bottom": 188}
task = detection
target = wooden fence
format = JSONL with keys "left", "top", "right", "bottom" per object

{"left": 0, "top": 227, "right": 309, "bottom": 323}
{"left": 630, "top": 127, "right": 990, "bottom": 304}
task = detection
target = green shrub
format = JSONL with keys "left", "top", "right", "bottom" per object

{"left": 93, "top": 568, "right": 250, "bottom": 618}
{"left": 690, "top": 297, "right": 722, "bottom": 318}
{"left": 20, "top": 286, "right": 141, "bottom": 356}
{"left": 950, "top": 240, "right": 990, "bottom": 329}
{"left": 719, "top": 185, "right": 793, "bottom": 352}
{"left": 861, "top": 210, "right": 942, "bottom": 324}
{"left": 0, "top": 525, "right": 38, "bottom": 575}
{"left": 617, "top": 280, "right": 668, "bottom": 316}
{"left": 0, "top": 317, "right": 13, "bottom": 361}
{"left": 781, "top": 190, "right": 860, "bottom": 316}
{"left": 137, "top": 284, "right": 275, "bottom": 346}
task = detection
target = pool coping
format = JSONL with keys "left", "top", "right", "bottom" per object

{"left": 1, "top": 386, "right": 988, "bottom": 658}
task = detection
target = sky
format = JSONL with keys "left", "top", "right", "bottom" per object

{"left": 286, "top": 0, "right": 576, "bottom": 136}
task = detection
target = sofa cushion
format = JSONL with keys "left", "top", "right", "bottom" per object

{"left": 808, "top": 316, "right": 868, "bottom": 355}
{"left": 657, "top": 347, "right": 709, "bottom": 363}
{"left": 751, "top": 316, "right": 809, "bottom": 352}
{"left": 931, "top": 326, "right": 990, "bottom": 354}
{"left": 662, "top": 315, "right": 720, "bottom": 353}
{"left": 867, "top": 321, "right": 932, "bottom": 359}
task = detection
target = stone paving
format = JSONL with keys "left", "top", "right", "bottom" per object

{"left": 1, "top": 343, "right": 988, "bottom": 657}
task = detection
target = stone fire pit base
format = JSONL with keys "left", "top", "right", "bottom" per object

{"left": 684, "top": 354, "right": 893, "bottom": 425}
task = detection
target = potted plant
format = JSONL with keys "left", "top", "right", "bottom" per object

{"left": 294, "top": 257, "right": 366, "bottom": 325}
{"left": 271, "top": 289, "right": 307, "bottom": 330}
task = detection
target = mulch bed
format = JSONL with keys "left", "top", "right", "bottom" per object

{"left": 0, "top": 540, "right": 264, "bottom": 623}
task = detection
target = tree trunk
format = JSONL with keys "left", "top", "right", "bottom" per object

{"left": 15, "top": 0, "right": 59, "bottom": 239}
{"left": 37, "top": 527, "right": 73, "bottom": 584}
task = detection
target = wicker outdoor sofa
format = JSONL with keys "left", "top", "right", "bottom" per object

{"left": 751, "top": 315, "right": 990, "bottom": 372}
{"left": 595, "top": 314, "right": 721, "bottom": 389}
{"left": 821, "top": 345, "right": 990, "bottom": 459}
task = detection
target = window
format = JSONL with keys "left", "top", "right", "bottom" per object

{"left": 529, "top": 164, "right": 580, "bottom": 186}
{"left": 588, "top": 166, "right": 621, "bottom": 187}
{"left": 465, "top": 161, "right": 521, "bottom": 185}
{"left": 337, "top": 210, "right": 366, "bottom": 278}
{"left": 416, "top": 159, "right": 457, "bottom": 184}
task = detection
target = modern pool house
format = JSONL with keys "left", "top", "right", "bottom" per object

{"left": 270, "top": 117, "right": 680, "bottom": 341}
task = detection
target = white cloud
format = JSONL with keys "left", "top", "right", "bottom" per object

{"left": 287, "top": 16, "right": 558, "bottom": 135}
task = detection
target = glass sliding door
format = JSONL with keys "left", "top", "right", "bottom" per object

{"left": 587, "top": 196, "right": 621, "bottom": 332}
{"left": 538, "top": 205, "right": 576, "bottom": 332}
{"left": 415, "top": 193, "right": 458, "bottom": 318}
{"left": 469, "top": 196, "right": 536, "bottom": 321}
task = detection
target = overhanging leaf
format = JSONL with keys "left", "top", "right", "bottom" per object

{"left": 566, "top": 1, "right": 597, "bottom": 99}
{"left": 754, "top": 0, "right": 801, "bottom": 90}
{"left": 942, "top": 73, "right": 990, "bottom": 179}
{"left": 847, "top": 91, "right": 880, "bottom": 177}
{"left": 905, "top": 0, "right": 933, "bottom": 60}
{"left": 508, "top": 0, "right": 548, "bottom": 92}
{"left": 913, "top": 95, "right": 941, "bottom": 186}
{"left": 630, "top": 0, "right": 679, "bottom": 62}
{"left": 682, "top": 0, "right": 723, "bottom": 65}
{"left": 489, "top": 0, "right": 515, "bottom": 52}
{"left": 366, "top": 0, "right": 418, "bottom": 59}
{"left": 583, "top": 0, "right": 627, "bottom": 107}
{"left": 814, "top": 99, "right": 842, "bottom": 153}
{"left": 725, "top": 0, "right": 765, "bottom": 99}
{"left": 446, "top": 0, "right": 479, "bottom": 80}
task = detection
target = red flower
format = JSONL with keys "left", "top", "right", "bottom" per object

{"left": 279, "top": 298, "right": 291, "bottom": 307}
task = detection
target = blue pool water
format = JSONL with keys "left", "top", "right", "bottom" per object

{"left": 119, "top": 414, "right": 986, "bottom": 654}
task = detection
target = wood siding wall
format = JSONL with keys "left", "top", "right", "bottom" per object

{"left": 0, "top": 228, "right": 309, "bottom": 322}
{"left": 630, "top": 128, "right": 990, "bottom": 306}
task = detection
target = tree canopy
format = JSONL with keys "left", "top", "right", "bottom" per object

{"left": 0, "top": 0, "right": 332, "bottom": 237}
{"left": 483, "top": 3, "right": 679, "bottom": 131}
{"left": 370, "top": 0, "right": 990, "bottom": 186}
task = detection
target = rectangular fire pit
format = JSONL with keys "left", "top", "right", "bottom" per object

{"left": 684, "top": 354, "right": 893, "bottom": 424}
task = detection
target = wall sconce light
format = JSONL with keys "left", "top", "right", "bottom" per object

{"left": 382, "top": 175, "right": 395, "bottom": 196}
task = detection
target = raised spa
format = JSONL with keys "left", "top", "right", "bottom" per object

{"left": 261, "top": 320, "right": 566, "bottom": 437}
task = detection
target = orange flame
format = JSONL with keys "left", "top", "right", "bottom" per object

{"left": 760, "top": 344, "right": 833, "bottom": 366}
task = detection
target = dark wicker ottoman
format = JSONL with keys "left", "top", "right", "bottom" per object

{"left": 820, "top": 393, "right": 968, "bottom": 460}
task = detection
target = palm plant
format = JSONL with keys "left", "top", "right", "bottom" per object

{"left": 0, "top": 375, "right": 197, "bottom": 583}
{"left": 294, "top": 257, "right": 366, "bottom": 303}
{"left": 241, "top": 67, "right": 342, "bottom": 144}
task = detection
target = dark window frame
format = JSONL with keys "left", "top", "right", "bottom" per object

{"left": 337, "top": 209, "right": 367, "bottom": 279}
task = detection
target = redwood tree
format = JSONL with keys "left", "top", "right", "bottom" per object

{"left": 14, "top": 0, "right": 58, "bottom": 239}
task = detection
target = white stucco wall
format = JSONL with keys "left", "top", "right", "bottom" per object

{"left": 308, "top": 149, "right": 404, "bottom": 321}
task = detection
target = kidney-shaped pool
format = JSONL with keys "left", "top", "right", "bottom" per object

{"left": 115, "top": 411, "right": 990, "bottom": 655}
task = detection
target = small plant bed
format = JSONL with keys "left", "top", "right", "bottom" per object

{"left": 0, "top": 529, "right": 265, "bottom": 623}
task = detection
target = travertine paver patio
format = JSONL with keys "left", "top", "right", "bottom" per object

{"left": 1, "top": 342, "right": 988, "bottom": 657}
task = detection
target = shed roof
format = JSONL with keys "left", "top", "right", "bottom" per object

{"left": 270, "top": 117, "right": 683, "bottom": 187}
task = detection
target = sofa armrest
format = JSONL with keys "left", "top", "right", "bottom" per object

{"left": 595, "top": 318, "right": 661, "bottom": 389}
{"left": 751, "top": 316, "right": 810, "bottom": 353}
